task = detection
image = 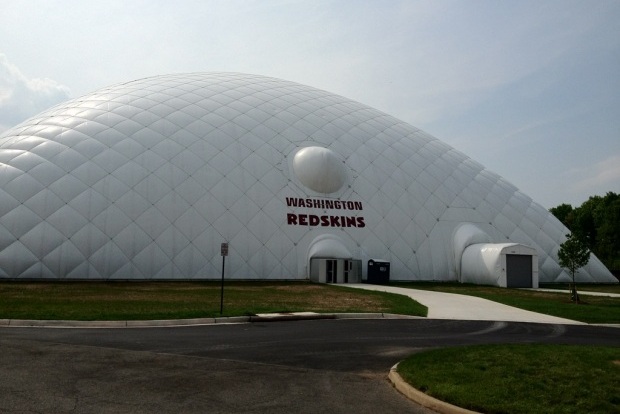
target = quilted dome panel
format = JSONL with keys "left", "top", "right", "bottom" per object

{"left": 0, "top": 72, "right": 615, "bottom": 282}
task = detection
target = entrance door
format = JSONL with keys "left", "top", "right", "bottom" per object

{"left": 506, "top": 254, "right": 532, "bottom": 288}
{"left": 309, "top": 258, "right": 361, "bottom": 283}
{"left": 326, "top": 259, "right": 338, "bottom": 283}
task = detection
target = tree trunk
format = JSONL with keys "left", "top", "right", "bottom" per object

{"left": 570, "top": 282, "right": 580, "bottom": 303}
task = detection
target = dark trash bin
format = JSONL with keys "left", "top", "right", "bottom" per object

{"left": 366, "top": 259, "right": 390, "bottom": 284}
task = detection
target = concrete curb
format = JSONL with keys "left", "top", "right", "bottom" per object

{"left": 0, "top": 317, "right": 245, "bottom": 328}
{"left": 592, "top": 323, "right": 620, "bottom": 328}
{"left": 389, "top": 363, "right": 480, "bottom": 414}
{"left": 127, "top": 318, "right": 218, "bottom": 327}
{"left": 0, "top": 312, "right": 420, "bottom": 329}
{"left": 214, "top": 316, "right": 252, "bottom": 324}
{"left": 4, "top": 313, "right": 612, "bottom": 329}
{"left": 3, "top": 319, "right": 128, "bottom": 328}
{"left": 249, "top": 313, "right": 336, "bottom": 322}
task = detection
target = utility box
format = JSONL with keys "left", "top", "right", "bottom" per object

{"left": 367, "top": 259, "right": 390, "bottom": 284}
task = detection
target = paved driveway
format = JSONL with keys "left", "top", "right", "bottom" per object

{"left": 2, "top": 319, "right": 618, "bottom": 413}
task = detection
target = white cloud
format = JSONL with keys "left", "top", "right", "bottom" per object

{"left": 0, "top": 54, "right": 71, "bottom": 133}
{"left": 565, "top": 154, "right": 620, "bottom": 197}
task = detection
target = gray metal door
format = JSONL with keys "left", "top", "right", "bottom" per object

{"left": 506, "top": 254, "right": 532, "bottom": 288}
{"left": 326, "top": 260, "right": 337, "bottom": 283}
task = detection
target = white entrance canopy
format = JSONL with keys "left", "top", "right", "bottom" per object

{"left": 461, "top": 243, "right": 539, "bottom": 288}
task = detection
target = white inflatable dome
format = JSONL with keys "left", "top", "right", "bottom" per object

{"left": 0, "top": 72, "right": 615, "bottom": 283}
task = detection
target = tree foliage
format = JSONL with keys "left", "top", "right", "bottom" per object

{"left": 549, "top": 203, "right": 573, "bottom": 227}
{"left": 550, "top": 192, "right": 620, "bottom": 274}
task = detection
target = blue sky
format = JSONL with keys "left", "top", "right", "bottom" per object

{"left": 1, "top": 0, "right": 618, "bottom": 208}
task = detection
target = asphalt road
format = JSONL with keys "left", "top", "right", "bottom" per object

{"left": 1, "top": 319, "right": 618, "bottom": 413}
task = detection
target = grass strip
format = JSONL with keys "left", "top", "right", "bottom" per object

{"left": 0, "top": 281, "right": 426, "bottom": 320}
{"left": 397, "top": 344, "right": 620, "bottom": 414}
{"left": 394, "top": 283, "right": 620, "bottom": 324}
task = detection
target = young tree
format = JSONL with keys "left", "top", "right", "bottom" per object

{"left": 557, "top": 233, "right": 590, "bottom": 303}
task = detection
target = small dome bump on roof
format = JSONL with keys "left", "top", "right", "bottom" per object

{"left": 293, "top": 147, "right": 347, "bottom": 194}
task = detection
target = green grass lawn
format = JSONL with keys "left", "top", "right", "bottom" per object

{"left": 0, "top": 281, "right": 426, "bottom": 320}
{"left": 397, "top": 344, "right": 620, "bottom": 414}
{"left": 393, "top": 282, "right": 620, "bottom": 324}
{"left": 1, "top": 280, "right": 618, "bottom": 323}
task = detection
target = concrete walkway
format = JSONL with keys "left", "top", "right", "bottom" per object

{"left": 525, "top": 288, "right": 620, "bottom": 298}
{"left": 346, "top": 284, "right": 586, "bottom": 325}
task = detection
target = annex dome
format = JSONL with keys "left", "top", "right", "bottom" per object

{"left": 0, "top": 72, "right": 615, "bottom": 284}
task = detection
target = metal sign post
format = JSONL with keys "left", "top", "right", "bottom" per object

{"left": 220, "top": 243, "right": 228, "bottom": 314}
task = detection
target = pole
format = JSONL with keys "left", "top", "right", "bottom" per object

{"left": 220, "top": 255, "right": 225, "bottom": 314}
{"left": 219, "top": 242, "right": 228, "bottom": 315}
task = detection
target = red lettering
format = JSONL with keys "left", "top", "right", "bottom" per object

{"left": 287, "top": 210, "right": 365, "bottom": 228}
